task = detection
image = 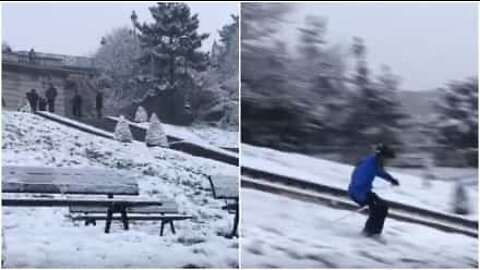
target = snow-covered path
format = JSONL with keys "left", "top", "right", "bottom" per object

{"left": 241, "top": 189, "right": 478, "bottom": 268}
{"left": 2, "top": 112, "right": 238, "bottom": 268}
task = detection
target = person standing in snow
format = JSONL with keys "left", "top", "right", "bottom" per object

{"left": 72, "top": 91, "right": 83, "bottom": 118}
{"left": 26, "top": 89, "right": 39, "bottom": 112}
{"left": 38, "top": 96, "right": 47, "bottom": 111}
{"left": 348, "top": 143, "right": 399, "bottom": 236}
{"left": 95, "top": 91, "right": 103, "bottom": 119}
{"left": 45, "top": 83, "right": 57, "bottom": 113}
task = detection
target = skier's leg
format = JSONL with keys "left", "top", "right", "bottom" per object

{"left": 363, "top": 193, "right": 377, "bottom": 235}
{"left": 373, "top": 196, "right": 389, "bottom": 234}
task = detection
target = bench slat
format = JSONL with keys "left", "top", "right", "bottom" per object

{"left": 2, "top": 198, "right": 164, "bottom": 207}
{"left": 69, "top": 205, "right": 179, "bottom": 214}
{"left": 71, "top": 214, "right": 192, "bottom": 221}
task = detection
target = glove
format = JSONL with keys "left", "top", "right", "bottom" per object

{"left": 390, "top": 178, "right": 400, "bottom": 186}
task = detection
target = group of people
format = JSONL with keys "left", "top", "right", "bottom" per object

{"left": 25, "top": 84, "right": 58, "bottom": 113}
{"left": 25, "top": 84, "right": 104, "bottom": 119}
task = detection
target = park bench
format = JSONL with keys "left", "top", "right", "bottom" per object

{"left": 2, "top": 166, "right": 192, "bottom": 235}
{"left": 208, "top": 175, "right": 239, "bottom": 238}
{"left": 68, "top": 200, "right": 192, "bottom": 236}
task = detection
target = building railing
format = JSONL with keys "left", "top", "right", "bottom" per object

{"left": 2, "top": 51, "right": 96, "bottom": 71}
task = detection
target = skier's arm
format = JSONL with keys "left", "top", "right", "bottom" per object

{"left": 377, "top": 167, "right": 398, "bottom": 185}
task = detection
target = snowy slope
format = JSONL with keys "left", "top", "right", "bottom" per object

{"left": 109, "top": 116, "right": 238, "bottom": 148}
{"left": 2, "top": 112, "right": 238, "bottom": 268}
{"left": 242, "top": 144, "right": 478, "bottom": 220}
{"left": 241, "top": 189, "right": 478, "bottom": 268}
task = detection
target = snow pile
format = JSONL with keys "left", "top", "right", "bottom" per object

{"left": 114, "top": 115, "right": 133, "bottom": 143}
{"left": 2, "top": 112, "right": 238, "bottom": 268}
{"left": 134, "top": 106, "right": 148, "bottom": 123}
{"left": 145, "top": 113, "right": 168, "bottom": 148}
{"left": 452, "top": 182, "right": 470, "bottom": 215}
{"left": 109, "top": 116, "right": 238, "bottom": 148}
{"left": 242, "top": 144, "right": 478, "bottom": 220}
{"left": 242, "top": 189, "right": 478, "bottom": 268}
{"left": 18, "top": 100, "right": 31, "bottom": 113}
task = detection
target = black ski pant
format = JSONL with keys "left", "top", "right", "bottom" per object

{"left": 355, "top": 192, "right": 389, "bottom": 235}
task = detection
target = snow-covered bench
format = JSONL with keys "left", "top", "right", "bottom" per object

{"left": 208, "top": 175, "right": 239, "bottom": 238}
{"left": 3, "top": 166, "right": 193, "bottom": 235}
{"left": 68, "top": 201, "right": 192, "bottom": 236}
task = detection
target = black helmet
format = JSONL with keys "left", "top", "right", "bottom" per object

{"left": 374, "top": 143, "right": 396, "bottom": 158}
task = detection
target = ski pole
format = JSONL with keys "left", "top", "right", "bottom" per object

{"left": 332, "top": 205, "right": 369, "bottom": 223}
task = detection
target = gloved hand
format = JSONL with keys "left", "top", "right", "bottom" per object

{"left": 390, "top": 178, "right": 400, "bottom": 186}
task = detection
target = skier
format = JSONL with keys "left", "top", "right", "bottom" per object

{"left": 348, "top": 143, "right": 399, "bottom": 236}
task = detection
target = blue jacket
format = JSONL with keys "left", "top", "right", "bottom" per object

{"left": 348, "top": 154, "right": 395, "bottom": 203}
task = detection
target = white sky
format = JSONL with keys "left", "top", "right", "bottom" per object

{"left": 281, "top": 3, "right": 478, "bottom": 91}
{"left": 2, "top": 2, "right": 238, "bottom": 56}
{"left": 2, "top": 2, "right": 478, "bottom": 91}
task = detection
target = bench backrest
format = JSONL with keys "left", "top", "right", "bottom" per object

{"left": 2, "top": 197, "right": 165, "bottom": 207}
{"left": 208, "top": 175, "right": 238, "bottom": 200}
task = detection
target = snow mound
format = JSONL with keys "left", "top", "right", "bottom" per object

{"left": 145, "top": 113, "right": 168, "bottom": 148}
{"left": 114, "top": 115, "right": 133, "bottom": 142}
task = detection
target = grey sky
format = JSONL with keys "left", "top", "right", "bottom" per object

{"left": 283, "top": 3, "right": 478, "bottom": 91}
{"left": 2, "top": 2, "right": 238, "bottom": 56}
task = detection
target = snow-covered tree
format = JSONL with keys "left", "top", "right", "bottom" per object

{"left": 297, "top": 15, "right": 327, "bottom": 65}
{"left": 131, "top": 3, "right": 209, "bottom": 123}
{"left": 217, "top": 15, "right": 239, "bottom": 76}
{"left": 132, "top": 3, "right": 209, "bottom": 86}
{"left": 114, "top": 115, "right": 133, "bottom": 142}
{"left": 94, "top": 27, "right": 142, "bottom": 115}
{"left": 134, "top": 106, "right": 148, "bottom": 122}
{"left": 343, "top": 38, "right": 404, "bottom": 147}
{"left": 194, "top": 15, "right": 239, "bottom": 130}
{"left": 452, "top": 181, "right": 470, "bottom": 215}
{"left": 434, "top": 78, "right": 478, "bottom": 149}
{"left": 145, "top": 113, "right": 168, "bottom": 147}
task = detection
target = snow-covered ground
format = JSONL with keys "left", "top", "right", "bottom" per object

{"left": 241, "top": 189, "right": 478, "bottom": 268}
{"left": 2, "top": 112, "right": 238, "bottom": 268}
{"left": 242, "top": 144, "right": 478, "bottom": 220}
{"left": 109, "top": 116, "right": 238, "bottom": 148}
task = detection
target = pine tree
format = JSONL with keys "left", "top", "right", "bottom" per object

{"left": 296, "top": 16, "right": 348, "bottom": 146}
{"left": 145, "top": 113, "right": 169, "bottom": 147}
{"left": 134, "top": 106, "right": 148, "bottom": 122}
{"left": 297, "top": 15, "right": 327, "bottom": 66}
{"left": 132, "top": 3, "right": 209, "bottom": 92}
{"left": 217, "top": 15, "right": 239, "bottom": 75}
{"left": 114, "top": 115, "right": 133, "bottom": 142}
{"left": 434, "top": 78, "right": 478, "bottom": 149}
{"left": 95, "top": 27, "right": 142, "bottom": 115}
{"left": 344, "top": 38, "right": 404, "bottom": 148}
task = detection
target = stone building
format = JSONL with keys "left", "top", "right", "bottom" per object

{"left": 2, "top": 49, "right": 98, "bottom": 117}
